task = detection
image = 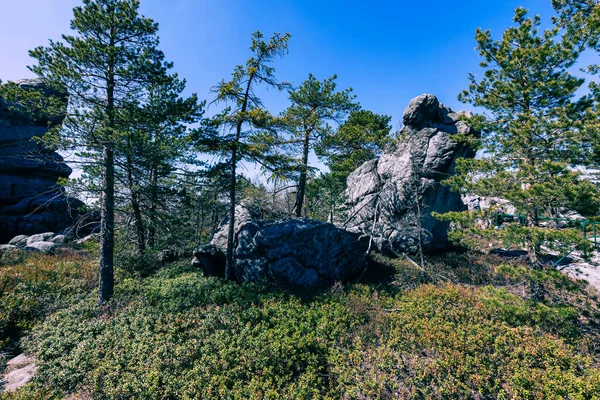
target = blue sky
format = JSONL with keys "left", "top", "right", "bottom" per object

{"left": 1, "top": 0, "right": 561, "bottom": 127}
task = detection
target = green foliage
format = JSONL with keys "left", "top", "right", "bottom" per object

{"left": 304, "top": 110, "right": 392, "bottom": 221}
{"left": 440, "top": 7, "right": 600, "bottom": 262}
{"left": 3, "top": 252, "right": 598, "bottom": 399}
{"left": 0, "top": 252, "right": 96, "bottom": 362}
{"left": 281, "top": 73, "right": 358, "bottom": 217}
{"left": 315, "top": 109, "right": 392, "bottom": 178}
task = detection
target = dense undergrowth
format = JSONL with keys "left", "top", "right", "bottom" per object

{"left": 1, "top": 249, "right": 600, "bottom": 399}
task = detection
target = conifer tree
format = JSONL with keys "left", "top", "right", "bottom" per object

{"left": 553, "top": 0, "right": 600, "bottom": 164}
{"left": 308, "top": 110, "right": 392, "bottom": 221}
{"left": 29, "top": 0, "right": 172, "bottom": 303}
{"left": 282, "top": 74, "right": 358, "bottom": 217}
{"left": 200, "top": 31, "right": 291, "bottom": 280}
{"left": 437, "top": 7, "right": 599, "bottom": 268}
{"left": 116, "top": 74, "right": 204, "bottom": 256}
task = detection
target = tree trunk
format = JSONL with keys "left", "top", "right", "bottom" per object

{"left": 294, "top": 130, "right": 310, "bottom": 217}
{"left": 225, "top": 146, "right": 237, "bottom": 280}
{"left": 526, "top": 206, "right": 545, "bottom": 301}
{"left": 147, "top": 166, "right": 158, "bottom": 248}
{"left": 99, "top": 143, "right": 115, "bottom": 304}
{"left": 128, "top": 164, "right": 146, "bottom": 255}
{"left": 99, "top": 47, "right": 115, "bottom": 304}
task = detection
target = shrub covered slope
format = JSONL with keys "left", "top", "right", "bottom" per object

{"left": 1, "top": 251, "right": 600, "bottom": 399}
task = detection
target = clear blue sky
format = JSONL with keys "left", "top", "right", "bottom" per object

{"left": 1, "top": 0, "right": 560, "bottom": 129}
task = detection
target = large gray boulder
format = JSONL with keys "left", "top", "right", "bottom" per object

{"left": 0, "top": 79, "right": 84, "bottom": 243}
{"left": 195, "top": 211, "right": 369, "bottom": 287}
{"left": 344, "top": 94, "right": 479, "bottom": 255}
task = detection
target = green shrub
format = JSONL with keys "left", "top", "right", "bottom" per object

{"left": 0, "top": 252, "right": 96, "bottom": 362}
{"left": 11, "top": 257, "right": 600, "bottom": 400}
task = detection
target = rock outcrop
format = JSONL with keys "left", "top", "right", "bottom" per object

{"left": 344, "top": 94, "right": 479, "bottom": 255}
{"left": 193, "top": 207, "right": 369, "bottom": 287}
{"left": 0, "top": 79, "right": 83, "bottom": 243}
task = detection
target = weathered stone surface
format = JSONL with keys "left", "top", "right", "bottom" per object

{"left": 202, "top": 212, "right": 369, "bottom": 287}
{"left": 8, "top": 234, "right": 29, "bottom": 247}
{"left": 1, "top": 354, "right": 37, "bottom": 392}
{"left": 192, "top": 244, "right": 226, "bottom": 276}
{"left": 462, "top": 195, "right": 516, "bottom": 215}
{"left": 0, "top": 244, "right": 18, "bottom": 254}
{"left": 50, "top": 234, "right": 68, "bottom": 244}
{"left": 345, "top": 94, "right": 479, "bottom": 255}
{"left": 209, "top": 205, "right": 255, "bottom": 250}
{"left": 24, "top": 241, "right": 57, "bottom": 254}
{"left": 0, "top": 79, "right": 83, "bottom": 243}
{"left": 26, "top": 232, "right": 55, "bottom": 245}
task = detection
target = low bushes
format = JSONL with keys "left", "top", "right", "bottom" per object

{"left": 2, "top": 252, "right": 598, "bottom": 399}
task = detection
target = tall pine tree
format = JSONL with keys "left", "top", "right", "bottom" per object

{"left": 30, "top": 0, "right": 172, "bottom": 303}
{"left": 282, "top": 74, "right": 358, "bottom": 217}
{"left": 200, "top": 31, "right": 291, "bottom": 280}
{"left": 438, "top": 7, "right": 598, "bottom": 268}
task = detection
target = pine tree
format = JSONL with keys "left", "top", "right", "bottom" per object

{"left": 116, "top": 74, "right": 204, "bottom": 256}
{"left": 199, "top": 31, "right": 291, "bottom": 280}
{"left": 282, "top": 74, "right": 358, "bottom": 217}
{"left": 29, "top": 0, "right": 172, "bottom": 303}
{"left": 437, "top": 7, "right": 598, "bottom": 269}
{"left": 307, "top": 110, "right": 392, "bottom": 221}
{"left": 553, "top": 0, "right": 600, "bottom": 165}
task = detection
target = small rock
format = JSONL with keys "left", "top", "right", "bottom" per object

{"left": 2, "top": 354, "right": 37, "bottom": 392}
{"left": 50, "top": 234, "right": 68, "bottom": 244}
{"left": 24, "top": 241, "right": 57, "bottom": 254}
{"left": 26, "top": 232, "right": 55, "bottom": 245}
{"left": 8, "top": 235, "right": 29, "bottom": 247}
{"left": 0, "top": 244, "right": 18, "bottom": 254}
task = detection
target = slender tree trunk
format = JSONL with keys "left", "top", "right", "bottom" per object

{"left": 224, "top": 71, "right": 255, "bottom": 280}
{"left": 126, "top": 154, "right": 145, "bottom": 256}
{"left": 294, "top": 130, "right": 310, "bottom": 217}
{"left": 225, "top": 146, "right": 237, "bottom": 280}
{"left": 147, "top": 166, "right": 158, "bottom": 248}
{"left": 99, "top": 142, "right": 115, "bottom": 304}
{"left": 99, "top": 47, "right": 115, "bottom": 304}
{"left": 526, "top": 206, "right": 545, "bottom": 300}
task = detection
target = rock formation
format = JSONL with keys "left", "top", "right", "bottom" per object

{"left": 0, "top": 79, "right": 83, "bottom": 243}
{"left": 344, "top": 94, "right": 479, "bottom": 255}
{"left": 193, "top": 206, "right": 369, "bottom": 287}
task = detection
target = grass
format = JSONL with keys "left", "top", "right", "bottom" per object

{"left": 1, "top": 250, "right": 600, "bottom": 399}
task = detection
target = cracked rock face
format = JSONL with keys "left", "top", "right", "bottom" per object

{"left": 0, "top": 79, "right": 83, "bottom": 243}
{"left": 344, "top": 94, "right": 479, "bottom": 255}
{"left": 194, "top": 208, "right": 369, "bottom": 287}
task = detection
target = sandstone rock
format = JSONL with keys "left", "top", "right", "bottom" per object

{"left": 26, "top": 232, "right": 55, "bottom": 245}
{"left": 202, "top": 213, "right": 369, "bottom": 287}
{"left": 0, "top": 79, "right": 83, "bottom": 243}
{"left": 462, "top": 195, "right": 516, "bottom": 215}
{"left": 24, "top": 241, "right": 57, "bottom": 254}
{"left": 1, "top": 354, "right": 37, "bottom": 392}
{"left": 192, "top": 244, "right": 226, "bottom": 276}
{"left": 210, "top": 205, "right": 256, "bottom": 250}
{"left": 8, "top": 234, "right": 29, "bottom": 247}
{"left": 344, "top": 94, "right": 479, "bottom": 255}
{"left": 50, "top": 234, "right": 68, "bottom": 244}
{"left": 0, "top": 244, "right": 18, "bottom": 254}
